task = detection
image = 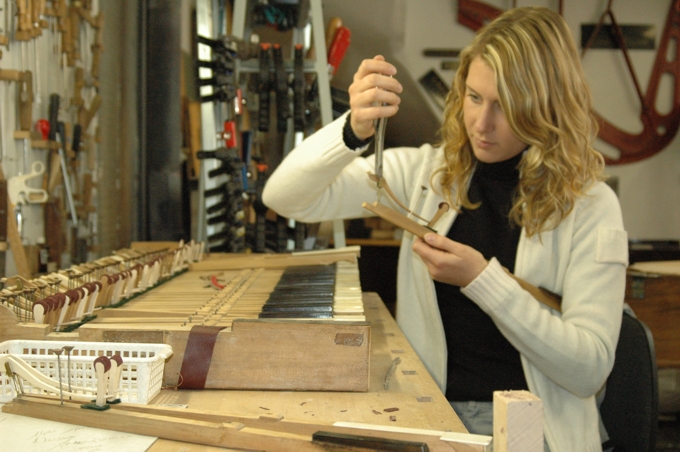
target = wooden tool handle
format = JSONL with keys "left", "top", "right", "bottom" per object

{"left": 325, "top": 17, "right": 343, "bottom": 52}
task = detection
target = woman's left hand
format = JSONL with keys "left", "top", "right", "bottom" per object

{"left": 412, "top": 233, "right": 489, "bottom": 287}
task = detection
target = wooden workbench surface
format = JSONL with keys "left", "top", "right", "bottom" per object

{"left": 147, "top": 292, "right": 466, "bottom": 451}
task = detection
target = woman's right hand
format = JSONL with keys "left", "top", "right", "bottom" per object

{"left": 347, "top": 55, "right": 403, "bottom": 140}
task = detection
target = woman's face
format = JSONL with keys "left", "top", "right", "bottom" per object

{"left": 463, "top": 57, "right": 527, "bottom": 163}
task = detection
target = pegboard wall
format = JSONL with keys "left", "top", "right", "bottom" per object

{"left": 0, "top": 0, "right": 102, "bottom": 278}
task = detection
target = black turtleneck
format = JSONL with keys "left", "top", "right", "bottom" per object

{"left": 435, "top": 151, "right": 528, "bottom": 402}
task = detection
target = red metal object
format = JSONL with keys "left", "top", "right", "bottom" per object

{"left": 327, "top": 26, "right": 351, "bottom": 76}
{"left": 222, "top": 120, "right": 238, "bottom": 148}
{"left": 457, "top": 0, "right": 502, "bottom": 31}
{"left": 36, "top": 119, "right": 50, "bottom": 140}
{"left": 210, "top": 274, "right": 225, "bottom": 290}
{"left": 586, "top": 0, "right": 680, "bottom": 164}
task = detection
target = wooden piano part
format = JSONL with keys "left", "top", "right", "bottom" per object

{"left": 0, "top": 240, "right": 204, "bottom": 334}
{"left": 77, "top": 252, "right": 370, "bottom": 392}
{"left": 0, "top": 245, "right": 370, "bottom": 392}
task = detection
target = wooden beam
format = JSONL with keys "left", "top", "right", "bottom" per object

{"left": 493, "top": 390, "right": 543, "bottom": 452}
{"left": 190, "top": 251, "right": 359, "bottom": 271}
{"left": 2, "top": 396, "right": 492, "bottom": 452}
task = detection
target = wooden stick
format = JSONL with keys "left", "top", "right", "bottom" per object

{"left": 107, "top": 354, "right": 123, "bottom": 401}
{"left": 428, "top": 202, "right": 450, "bottom": 228}
{"left": 3, "top": 395, "right": 492, "bottom": 452}
{"left": 92, "top": 356, "right": 110, "bottom": 407}
{"left": 363, "top": 201, "right": 434, "bottom": 238}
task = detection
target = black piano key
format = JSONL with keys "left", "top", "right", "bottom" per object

{"left": 261, "top": 304, "right": 333, "bottom": 313}
{"left": 261, "top": 263, "right": 340, "bottom": 320}
{"left": 259, "top": 310, "right": 333, "bottom": 319}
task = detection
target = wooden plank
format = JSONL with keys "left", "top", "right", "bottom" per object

{"left": 625, "top": 271, "right": 680, "bottom": 367}
{"left": 185, "top": 319, "right": 368, "bottom": 391}
{"left": 131, "top": 241, "right": 180, "bottom": 252}
{"left": 493, "top": 390, "right": 543, "bottom": 452}
{"left": 79, "top": 318, "right": 371, "bottom": 392}
{"left": 190, "top": 252, "right": 358, "bottom": 271}
{"left": 363, "top": 201, "right": 433, "bottom": 238}
{"left": 629, "top": 260, "right": 680, "bottom": 276}
{"left": 0, "top": 305, "right": 51, "bottom": 341}
{"left": 2, "top": 397, "right": 322, "bottom": 452}
{"left": 2, "top": 396, "right": 490, "bottom": 451}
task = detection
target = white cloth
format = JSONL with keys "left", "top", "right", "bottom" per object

{"left": 263, "top": 112, "right": 629, "bottom": 452}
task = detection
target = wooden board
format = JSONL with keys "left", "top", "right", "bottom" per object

{"left": 625, "top": 270, "right": 680, "bottom": 367}
{"left": 190, "top": 251, "right": 359, "bottom": 271}
{"left": 2, "top": 394, "right": 488, "bottom": 452}
{"left": 78, "top": 318, "right": 371, "bottom": 392}
{"left": 64, "top": 262, "right": 370, "bottom": 392}
{"left": 0, "top": 305, "right": 52, "bottom": 341}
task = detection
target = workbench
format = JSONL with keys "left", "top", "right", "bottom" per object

{"left": 0, "top": 291, "right": 467, "bottom": 450}
{"left": 142, "top": 292, "right": 466, "bottom": 450}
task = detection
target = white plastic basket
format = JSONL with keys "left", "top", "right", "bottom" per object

{"left": 0, "top": 340, "right": 173, "bottom": 404}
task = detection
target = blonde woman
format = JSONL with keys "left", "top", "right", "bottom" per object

{"left": 263, "top": 7, "right": 627, "bottom": 451}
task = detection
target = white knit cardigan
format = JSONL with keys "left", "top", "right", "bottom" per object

{"left": 263, "top": 112, "right": 629, "bottom": 451}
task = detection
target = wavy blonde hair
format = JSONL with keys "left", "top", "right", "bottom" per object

{"left": 435, "top": 6, "right": 605, "bottom": 237}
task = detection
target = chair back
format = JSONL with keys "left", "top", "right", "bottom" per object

{"left": 600, "top": 312, "right": 659, "bottom": 451}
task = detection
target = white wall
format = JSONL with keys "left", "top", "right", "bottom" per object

{"left": 322, "top": 0, "right": 680, "bottom": 241}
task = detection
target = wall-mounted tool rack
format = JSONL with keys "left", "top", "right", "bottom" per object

{"left": 194, "top": 0, "right": 346, "bottom": 254}
{"left": 0, "top": 0, "right": 103, "bottom": 279}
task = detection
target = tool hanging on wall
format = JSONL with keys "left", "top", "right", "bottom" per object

{"left": 326, "top": 26, "right": 350, "bottom": 78}
{"left": 197, "top": 147, "right": 246, "bottom": 253}
{"left": 0, "top": 0, "right": 102, "bottom": 276}
{"left": 0, "top": 162, "right": 30, "bottom": 278}
{"left": 272, "top": 43, "right": 290, "bottom": 133}
{"left": 196, "top": 35, "right": 248, "bottom": 104}
{"left": 8, "top": 160, "right": 48, "bottom": 206}
{"left": 293, "top": 44, "right": 306, "bottom": 132}
{"left": 257, "top": 43, "right": 271, "bottom": 132}
{"left": 0, "top": 178, "right": 7, "bottom": 277}
{"left": 46, "top": 93, "right": 77, "bottom": 224}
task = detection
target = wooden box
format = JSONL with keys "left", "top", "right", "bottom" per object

{"left": 626, "top": 261, "right": 680, "bottom": 368}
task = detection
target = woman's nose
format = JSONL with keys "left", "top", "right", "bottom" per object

{"left": 474, "top": 105, "right": 494, "bottom": 134}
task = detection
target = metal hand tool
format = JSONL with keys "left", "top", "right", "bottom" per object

{"left": 373, "top": 115, "right": 386, "bottom": 200}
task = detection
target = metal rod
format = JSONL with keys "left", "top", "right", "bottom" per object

{"left": 51, "top": 348, "right": 64, "bottom": 406}
{"left": 407, "top": 186, "right": 427, "bottom": 220}
{"left": 63, "top": 345, "right": 74, "bottom": 397}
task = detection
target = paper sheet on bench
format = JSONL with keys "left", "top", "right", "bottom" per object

{"left": 0, "top": 404, "right": 157, "bottom": 452}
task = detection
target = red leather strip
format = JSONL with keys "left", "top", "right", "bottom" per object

{"left": 178, "top": 325, "right": 225, "bottom": 389}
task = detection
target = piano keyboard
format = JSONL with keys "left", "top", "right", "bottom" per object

{"left": 84, "top": 260, "right": 364, "bottom": 330}
{"left": 259, "top": 263, "right": 364, "bottom": 319}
